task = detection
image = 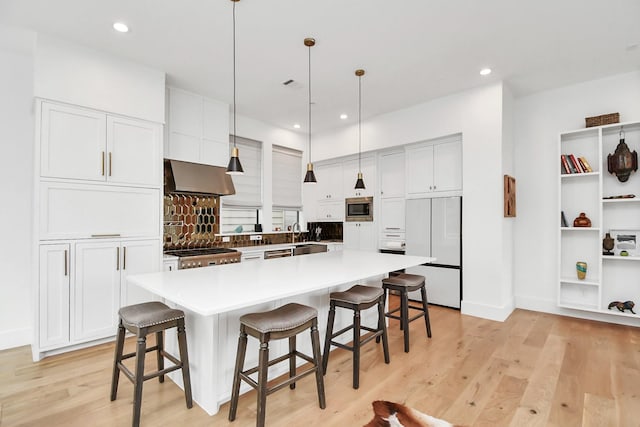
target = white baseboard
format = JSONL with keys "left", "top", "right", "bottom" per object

{"left": 515, "top": 295, "right": 640, "bottom": 327}
{"left": 0, "top": 327, "right": 32, "bottom": 351}
{"left": 461, "top": 298, "right": 515, "bottom": 322}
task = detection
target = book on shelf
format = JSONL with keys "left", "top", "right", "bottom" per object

{"left": 561, "top": 155, "right": 572, "bottom": 174}
{"left": 578, "top": 156, "right": 593, "bottom": 172}
{"left": 561, "top": 211, "right": 568, "bottom": 227}
{"left": 569, "top": 154, "right": 583, "bottom": 173}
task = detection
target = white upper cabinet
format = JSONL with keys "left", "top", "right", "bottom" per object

{"left": 379, "top": 151, "right": 405, "bottom": 198}
{"left": 106, "top": 115, "right": 161, "bottom": 186}
{"left": 343, "top": 156, "right": 376, "bottom": 198}
{"left": 40, "top": 101, "right": 161, "bottom": 187}
{"left": 315, "top": 162, "right": 344, "bottom": 201}
{"left": 41, "top": 102, "right": 106, "bottom": 181}
{"left": 406, "top": 139, "right": 461, "bottom": 197}
{"left": 166, "top": 87, "right": 229, "bottom": 167}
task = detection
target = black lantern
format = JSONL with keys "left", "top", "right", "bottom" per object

{"left": 607, "top": 128, "right": 637, "bottom": 182}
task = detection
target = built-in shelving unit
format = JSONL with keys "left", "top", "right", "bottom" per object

{"left": 558, "top": 120, "right": 640, "bottom": 321}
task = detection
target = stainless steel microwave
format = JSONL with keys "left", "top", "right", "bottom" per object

{"left": 345, "top": 197, "right": 373, "bottom": 222}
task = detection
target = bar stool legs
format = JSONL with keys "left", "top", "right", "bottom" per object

{"left": 228, "top": 303, "right": 325, "bottom": 427}
{"left": 382, "top": 273, "right": 432, "bottom": 353}
{"left": 110, "top": 302, "right": 192, "bottom": 427}
{"left": 322, "top": 285, "right": 389, "bottom": 389}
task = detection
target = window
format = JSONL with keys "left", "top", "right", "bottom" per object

{"left": 272, "top": 209, "right": 301, "bottom": 232}
{"left": 272, "top": 145, "right": 302, "bottom": 209}
{"left": 220, "top": 207, "right": 260, "bottom": 234}
{"left": 224, "top": 136, "right": 263, "bottom": 207}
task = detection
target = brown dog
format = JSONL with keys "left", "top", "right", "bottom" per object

{"left": 363, "top": 400, "right": 462, "bottom": 427}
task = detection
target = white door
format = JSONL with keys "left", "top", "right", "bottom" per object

{"left": 74, "top": 241, "right": 121, "bottom": 341}
{"left": 379, "top": 152, "right": 405, "bottom": 198}
{"left": 39, "top": 244, "right": 70, "bottom": 348}
{"left": 343, "top": 222, "right": 360, "bottom": 250}
{"left": 406, "top": 145, "right": 434, "bottom": 195}
{"left": 357, "top": 222, "right": 377, "bottom": 251}
{"left": 433, "top": 141, "right": 462, "bottom": 192}
{"left": 380, "top": 198, "right": 406, "bottom": 232}
{"left": 120, "top": 239, "right": 161, "bottom": 306}
{"left": 40, "top": 102, "right": 106, "bottom": 181}
{"left": 106, "top": 116, "right": 161, "bottom": 186}
{"left": 405, "top": 198, "right": 431, "bottom": 257}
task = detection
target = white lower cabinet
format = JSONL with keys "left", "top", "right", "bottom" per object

{"left": 39, "top": 244, "right": 71, "bottom": 348}
{"left": 38, "top": 239, "right": 160, "bottom": 352}
{"left": 343, "top": 222, "right": 376, "bottom": 251}
{"left": 74, "top": 241, "right": 122, "bottom": 341}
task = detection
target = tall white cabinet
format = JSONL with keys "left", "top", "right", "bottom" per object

{"left": 558, "top": 120, "right": 640, "bottom": 321}
{"left": 34, "top": 99, "right": 163, "bottom": 360}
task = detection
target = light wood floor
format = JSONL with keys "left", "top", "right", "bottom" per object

{"left": 2, "top": 305, "right": 640, "bottom": 426}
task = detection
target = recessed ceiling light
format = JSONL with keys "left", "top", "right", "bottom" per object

{"left": 340, "top": 114, "right": 348, "bottom": 120}
{"left": 293, "top": 124, "right": 301, "bottom": 129}
{"left": 113, "top": 22, "right": 129, "bottom": 33}
{"left": 480, "top": 68, "right": 492, "bottom": 76}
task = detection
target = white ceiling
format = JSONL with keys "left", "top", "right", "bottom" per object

{"left": 1, "top": 0, "right": 639, "bottom": 134}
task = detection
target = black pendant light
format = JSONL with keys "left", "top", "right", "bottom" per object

{"left": 226, "top": 0, "right": 244, "bottom": 175}
{"left": 303, "top": 37, "right": 317, "bottom": 184}
{"left": 354, "top": 69, "right": 366, "bottom": 189}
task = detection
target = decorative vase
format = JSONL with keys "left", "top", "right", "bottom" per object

{"left": 603, "top": 232, "right": 615, "bottom": 255}
{"left": 576, "top": 261, "right": 587, "bottom": 280}
{"left": 573, "top": 213, "right": 591, "bottom": 227}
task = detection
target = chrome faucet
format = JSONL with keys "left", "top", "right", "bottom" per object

{"left": 291, "top": 222, "right": 300, "bottom": 244}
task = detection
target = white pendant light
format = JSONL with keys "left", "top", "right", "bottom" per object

{"left": 226, "top": 0, "right": 244, "bottom": 175}
{"left": 303, "top": 37, "right": 317, "bottom": 184}
{"left": 354, "top": 69, "right": 365, "bottom": 190}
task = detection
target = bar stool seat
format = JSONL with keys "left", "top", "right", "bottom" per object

{"left": 229, "top": 303, "right": 326, "bottom": 427}
{"left": 322, "top": 285, "right": 390, "bottom": 389}
{"left": 382, "top": 273, "right": 432, "bottom": 353}
{"left": 111, "top": 301, "right": 193, "bottom": 427}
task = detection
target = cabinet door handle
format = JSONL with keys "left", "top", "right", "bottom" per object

{"left": 108, "top": 152, "right": 112, "bottom": 176}
{"left": 386, "top": 234, "right": 401, "bottom": 237}
{"left": 101, "top": 152, "right": 105, "bottom": 176}
{"left": 116, "top": 247, "right": 120, "bottom": 271}
{"left": 123, "top": 246, "right": 127, "bottom": 270}
{"left": 91, "top": 233, "right": 121, "bottom": 238}
{"left": 64, "top": 249, "right": 68, "bottom": 276}
{"left": 386, "top": 227, "right": 401, "bottom": 230}
{"left": 168, "top": 265, "right": 172, "bottom": 271}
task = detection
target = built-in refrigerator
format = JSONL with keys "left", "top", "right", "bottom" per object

{"left": 404, "top": 197, "right": 462, "bottom": 309}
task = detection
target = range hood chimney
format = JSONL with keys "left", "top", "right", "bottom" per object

{"left": 164, "top": 159, "right": 236, "bottom": 196}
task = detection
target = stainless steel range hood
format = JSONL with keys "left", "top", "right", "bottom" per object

{"left": 164, "top": 159, "right": 236, "bottom": 196}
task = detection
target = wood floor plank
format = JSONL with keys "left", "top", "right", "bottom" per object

{"left": 2, "top": 307, "right": 640, "bottom": 426}
{"left": 582, "top": 393, "right": 616, "bottom": 427}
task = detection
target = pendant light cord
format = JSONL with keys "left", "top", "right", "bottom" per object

{"left": 232, "top": 1, "right": 237, "bottom": 148}
{"left": 358, "top": 74, "right": 362, "bottom": 173}
{"left": 308, "top": 44, "right": 312, "bottom": 164}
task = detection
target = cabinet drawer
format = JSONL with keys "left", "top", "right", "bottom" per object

{"left": 40, "top": 182, "right": 160, "bottom": 239}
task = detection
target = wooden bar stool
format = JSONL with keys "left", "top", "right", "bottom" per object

{"left": 228, "top": 302, "right": 326, "bottom": 427}
{"left": 110, "top": 301, "right": 193, "bottom": 427}
{"left": 382, "top": 273, "right": 432, "bottom": 353}
{"left": 322, "top": 284, "right": 390, "bottom": 389}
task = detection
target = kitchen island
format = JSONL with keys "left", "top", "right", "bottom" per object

{"left": 128, "top": 250, "right": 432, "bottom": 415}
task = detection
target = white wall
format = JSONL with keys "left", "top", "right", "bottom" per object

{"left": 514, "top": 71, "right": 640, "bottom": 325}
{"left": 232, "top": 114, "right": 306, "bottom": 229}
{"left": 0, "top": 26, "right": 36, "bottom": 349}
{"left": 502, "top": 85, "right": 515, "bottom": 307}
{"left": 314, "top": 83, "right": 514, "bottom": 321}
{"left": 34, "top": 34, "right": 166, "bottom": 123}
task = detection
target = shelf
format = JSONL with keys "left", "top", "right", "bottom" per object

{"left": 560, "top": 227, "right": 600, "bottom": 232}
{"left": 560, "top": 278, "right": 599, "bottom": 287}
{"left": 602, "top": 198, "right": 640, "bottom": 204}
{"left": 561, "top": 172, "right": 599, "bottom": 179}
{"left": 558, "top": 302, "right": 600, "bottom": 312}
{"left": 602, "top": 255, "right": 640, "bottom": 261}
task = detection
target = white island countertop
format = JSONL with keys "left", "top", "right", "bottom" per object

{"left": 129, "top": 250, "right": 433, "bottom": 316}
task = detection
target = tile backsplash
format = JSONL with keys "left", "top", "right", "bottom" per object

{"left": 164, "top": 194, "right": 219, "bottom": 248}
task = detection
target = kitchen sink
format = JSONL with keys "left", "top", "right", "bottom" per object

{"left": 293, "top": 243, "right": 328, "bottom": 256}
